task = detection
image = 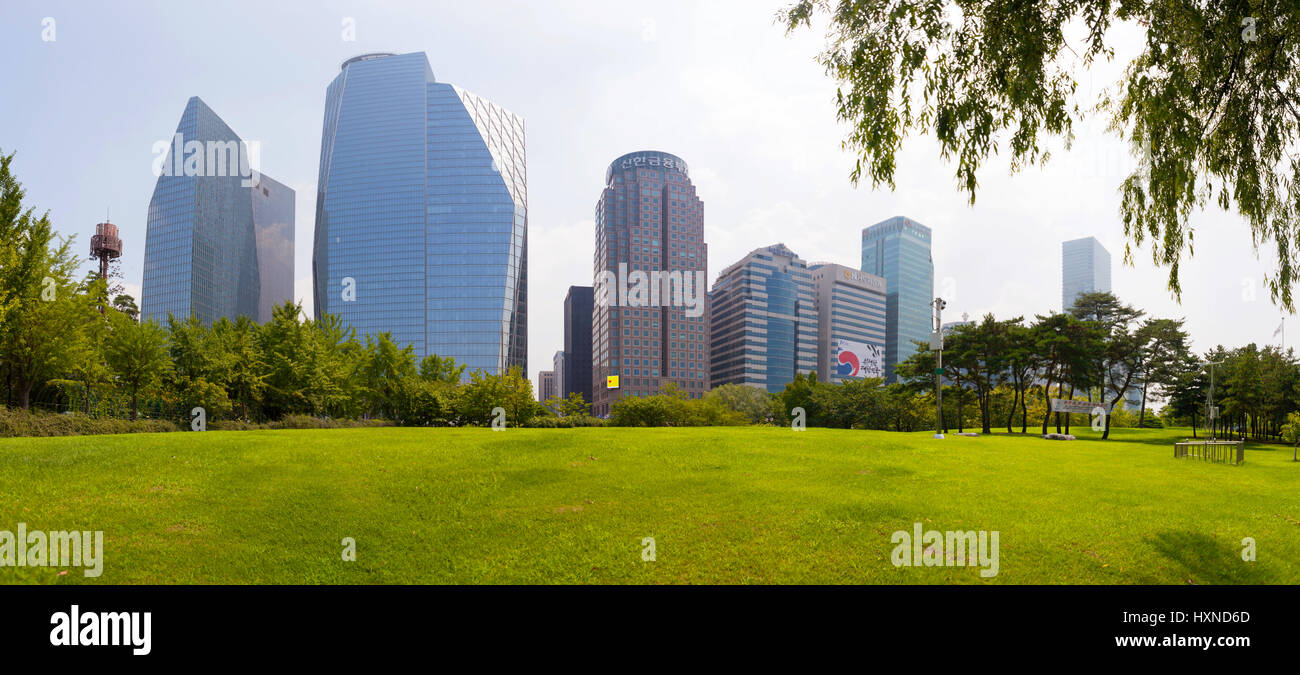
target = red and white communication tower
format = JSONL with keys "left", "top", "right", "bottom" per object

{"left": 90, "top": 219, "right": 123, "bottom": 314}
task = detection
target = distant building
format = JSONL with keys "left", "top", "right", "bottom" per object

{"left": 538, "top": 371, "right": 556, "bottom": 402}
{"left": 1062, "top": 236, "right": 1111, "bottom": 311}
{"left": 563, "top": 285, "right": 594, "bottom": 405}
{"left": 141, "top": 96, "right": 294, "bottom": 325}
{"left": 862, "top": 216, "right": 933, "bottom": 382}
{"left": 552, "top": 350, "right": 566, "bottom": 401}
{"left": 809, "top": 263, "right": 888, "bottom": 384}
{"left": 710, "top": 244, "right": 818, "bottom": 392}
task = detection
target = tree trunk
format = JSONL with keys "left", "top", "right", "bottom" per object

{"left": 1064, "top": 384, "right": 1073, "bottom": 434}
{"left": 1138, "top": 379, "right": 1149, "bottom": 427}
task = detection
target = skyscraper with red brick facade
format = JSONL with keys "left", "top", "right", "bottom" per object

{"left": 591, "top": 151, "right": 708, "bottom": 417}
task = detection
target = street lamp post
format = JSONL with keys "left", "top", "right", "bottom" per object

{"left": 932, "top": 298, "right": 946, "bottom": 439}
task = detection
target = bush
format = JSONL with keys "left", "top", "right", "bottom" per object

{"left": 272, "top": 414, "right": 391, "bottom": 430}
{"left": 0, "top": 406, "right": 178, "bottom": 437}
{"left": 609, "top": 393, "right": 747, "bottom": 427}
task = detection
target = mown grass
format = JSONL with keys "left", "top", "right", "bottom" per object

{"left": 1, "top": 425, "right": 1296, "bottom": 584}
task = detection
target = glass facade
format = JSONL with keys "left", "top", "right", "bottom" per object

{"left": 861, "top": 216, "right": 933, "bottom": 382}
{"left": 1061, "top": 236, "right": 1111, "bottom": 311}
{"left": 592, "top": 151, "right": 707, "bottom": 417}
{"left": 142, "top": 96, "right": 293, "bottom": 325}
{"left": 710, "top": 244, "right": 817, "bottom": 392}
{"left": 563, "top": 285, "right": 594, "bottom": 405}
{"left": 314, "top": 52, "right": 527, "bottom": 375}
{"left": 250, "top": 174, "right": 295, "bottom": 323}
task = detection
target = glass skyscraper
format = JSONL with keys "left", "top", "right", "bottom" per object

{"left": 861, "top": 216, "right": 933, "bottom": 382}
{"left": 562, "top": 285, "right": 594, "bottom": 405}
{"left": 141, "top": 96, "right": 294, "bottom": 325}
{"left": 592, "top": 151, "right": 707, "bottom": 417}
{"left": 710, "top": 244, "right": 818, "bottom": 392}
{"left": 314, "top": 52, "right": 527, "bottom": 375}
{"left": 1062, "top": 236, "right": 1111, "bottom": 311}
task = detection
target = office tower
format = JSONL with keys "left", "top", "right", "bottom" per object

{"left": 250, "top": 175, "right": 295, "bottom": 323}
{"left": 591, "top": 151, "right": 707, "bottom": 417}
{"left": 142, "top": 96, "right": 294, "bottom": 325}
{"left": 1062, "top": 236, "right": 1111, "bottom": 311}
{"left": 710, "top": 243, "right": 818, "bottom": 392}
{"left": 563, "top": 285, "right": 594, "bottom": 405}
{"left": 552, "top": 350, "right": 566, "bottom": 401}
{"left": 314, "top": 52, "right": 527, "bottom": 375}
{"left": 810, "top": 263, "right": 887, "bottom": 384}
{"left": 861, "top": 216, "right": 934, "bottom": 381}
{"left": 538, "top": 371, "right": 556, "bottom": 402}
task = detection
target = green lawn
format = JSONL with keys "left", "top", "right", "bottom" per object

{"left": 1, "top": 425, "right": 1296, "bottom": 584}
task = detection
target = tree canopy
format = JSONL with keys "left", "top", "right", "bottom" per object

{"left": 784, "top": 1, "right": 1300, "bottom": 307}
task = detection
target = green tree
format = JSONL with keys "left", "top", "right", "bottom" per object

{"left": 785, "top": 1, "right": 1300, "bottom": 308}
{"left": 104, "top": 312, "right": 169, "bottom": 421}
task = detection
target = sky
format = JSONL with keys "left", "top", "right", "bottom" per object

{"left": 1, "top": 0, "right": 1290, "bottom": 388}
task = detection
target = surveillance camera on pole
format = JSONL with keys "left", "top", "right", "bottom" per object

{"left": 932, "top": 297, "right": 946, "bottom": 439}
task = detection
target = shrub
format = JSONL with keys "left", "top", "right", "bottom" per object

{"left": 0, "top": 406, "right": 179, "bottom": 437}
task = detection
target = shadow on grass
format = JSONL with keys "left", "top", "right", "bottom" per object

{"left": 1143, "top": 530, "right": 1268, "bottom": 584}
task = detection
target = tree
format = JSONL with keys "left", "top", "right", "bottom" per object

{"left": 1135, "top": 318, "right": 1191, "bottom": 427}
{"left": 706, "top": 384, "right": 772, "bottom": 424}
{"left": 112, "top": 294, "right": 139, "bottom": 321}
{"left": 104, "top": 313, "right": 169, "bottom": 421}
{"left": 785, "top": 2, "right": 1300, "bottom": 308}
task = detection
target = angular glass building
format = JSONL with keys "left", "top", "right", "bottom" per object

{"left": 250, "top": 174, "right": 295, "bottom": 323}
{"left": 861, "top": 216, "right": 933, "bottom": 382}
{"left": 1062, "top": 236, "right": 1111, "bottom": 311}
{"left": 710, "top": 244, "right": 818, "bottom": 392}
{"left": 141, "top": 96, "right": 294, "bottom": 325}
{"left": 314, "top": 52, "right": 527, "bottom": 375}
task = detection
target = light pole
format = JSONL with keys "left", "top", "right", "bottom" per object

{"left": 932, "top": 297, "right": 947, "bottom": 439}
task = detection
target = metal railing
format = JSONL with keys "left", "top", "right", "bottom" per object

{"left": 1174, "top": 440, "right": 1245, "bottom": 466}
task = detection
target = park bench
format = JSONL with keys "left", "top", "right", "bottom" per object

{"left": 1174, "top": 440, "right": 1244, "bottom": 466}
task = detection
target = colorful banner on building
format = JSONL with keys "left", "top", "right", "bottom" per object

{"left": 834, "top": 340, "right": 884, "bottom": 379}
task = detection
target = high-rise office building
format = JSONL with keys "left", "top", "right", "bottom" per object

{"left": 538, "top": 370, "right": 556, "bottom": 402}
{"left": 250, "top": 174, "right": 295, "bottom": 323}
{"left": 1062, "top": 236, "right": 1111, "bottom": 311}
{"left": 552, "top": 350, "right": 566, "bottom": 401}
{"left": 710, "top": 243, "right": 818, "bottom": 392}
{"left": 591, "top": 151, "right": 707, "bottom": 417}
{"left": 810, "top": 263, "right": 888, "bottom": 384}
{"left": 314, "top": 52, "right": 527, "bottom": 375}
{"left": 142, "top": 96, "right": 294, "bottom": 325}
{"left": 861, "top": 216, "right": 933, "bottom": 381}
{"left": 563, "top": 285, "right": 594, "bottom": 405}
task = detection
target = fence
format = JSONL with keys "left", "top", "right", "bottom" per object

{"left": 1174, "top": 440, "right": 1245, "bottom": 466}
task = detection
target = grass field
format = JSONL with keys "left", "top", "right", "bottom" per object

{"left": 1, "top": 425, "right": 1297, "bottom": 584}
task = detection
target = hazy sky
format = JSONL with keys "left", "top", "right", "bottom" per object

{"left": 1, "top": 1, "right": 1288, "bottom": 386}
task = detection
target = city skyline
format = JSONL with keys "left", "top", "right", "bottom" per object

{"left": 1, "top": 1, "right": 1289, "bottom": 386}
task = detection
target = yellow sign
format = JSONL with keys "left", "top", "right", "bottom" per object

{"left": 606, "top": 375, "right": 620, "bottom": 389}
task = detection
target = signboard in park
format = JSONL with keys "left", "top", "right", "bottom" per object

{"left": 606, "top": 375, "right": 620, "bottom": 389}
{"left": 1051, "top": 399, "right": 1104, "bottom": 415}
{"left": 834, "top": 340, "right": 884, "bottom": 379}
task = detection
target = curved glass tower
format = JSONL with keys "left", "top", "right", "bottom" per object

{"left": 314, "top": 52, "right": 527, "bottom": 375}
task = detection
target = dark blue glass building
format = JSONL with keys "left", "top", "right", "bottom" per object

{"left": 710, "top": 244, "right": 818, "bottom": 392}
{"left": 314, "top": 52, "right": 527, "bottom": 375}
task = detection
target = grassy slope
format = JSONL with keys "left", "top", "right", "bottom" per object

{"left": 0, "top": 425, "right": 1296, "bottom": 584}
